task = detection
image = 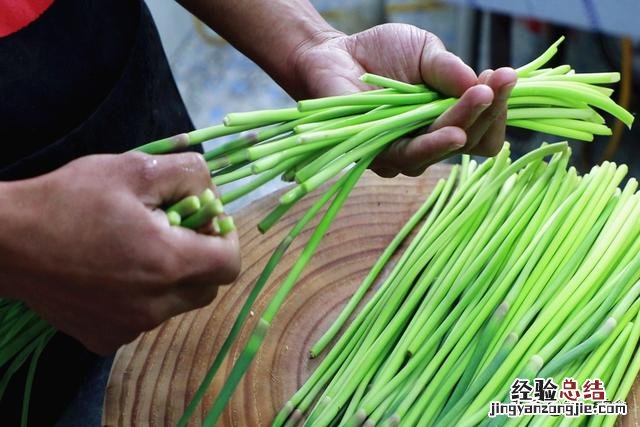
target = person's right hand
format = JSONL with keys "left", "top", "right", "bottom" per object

{"left": 0, "top": 152, "right": 240, "bottom": 355}
{"left": 289, "top": 23, "right": 517, "bottom": 177}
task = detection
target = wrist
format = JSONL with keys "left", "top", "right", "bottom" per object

{"left": 0, "top": 177, "right": 45, "bottom": 301}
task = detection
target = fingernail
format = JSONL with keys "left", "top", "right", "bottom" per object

{"left": 449, "top": 133, "right": 467, "bottom": 152}
{"left": 453, "top": 138, "right": 467, "bottom": 150}
{"left": 497, "top": 82, "right": 516, "bottom": 101}
{"left": 448, "top": 144, "right": 464, "bottom": 154}
{"left": 475, "top": 102, "right": 492, "bottom": 113}
{"left": 469, "top": 102, "right": 491, "bottom": 124}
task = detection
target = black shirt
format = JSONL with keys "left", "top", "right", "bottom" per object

{"left": 0, "top": 0, "right": 139, "bottom": 169}
{"left": 0, "top": 0, "right": 194, "bottom": 181}
{"left": 0, "top": 1, "right": 195, "bottom": 424}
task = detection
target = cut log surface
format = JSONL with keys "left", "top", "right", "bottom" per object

{"left": 102, "top": 165, "right": 640, "bottom": 426}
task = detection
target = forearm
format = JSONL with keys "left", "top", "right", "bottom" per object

{"left": 177, "top": 0, "right": 340, "bottom": 97}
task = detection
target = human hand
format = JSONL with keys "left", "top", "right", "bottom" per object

{"left": 289, "top": 23, "right": 517, "bottom": 177}
{"left": 0, "top": 152, "right": 240, "bottom": 354}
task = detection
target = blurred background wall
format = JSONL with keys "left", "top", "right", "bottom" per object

{"left": 145, "top": 0, "right": 640, "bottom": 200}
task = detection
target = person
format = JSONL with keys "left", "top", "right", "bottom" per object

{"left": 0, "top": 0, "right": 516, "bottom": 424}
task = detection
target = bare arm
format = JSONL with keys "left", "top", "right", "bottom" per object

{"left": 177, "top": 0, "right": 338, "bottom": 98}
{"left": 179, "top": 0, "right": 516, "bottom": 177}
{"left": 0, "top": 180, "right": 30, "bottom": 301}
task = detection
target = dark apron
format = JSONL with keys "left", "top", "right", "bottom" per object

{"left": 0, "top": 2, "right": 195, "bottom": 181}
{"left": 1, "top": 3, "right": 196, "bottom": 426}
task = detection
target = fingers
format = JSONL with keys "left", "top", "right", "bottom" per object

{"left": 428, "top": 84, "right": 493, "bottom": 132}
{"left": 89, "top": 225, "right": 240, "bottom": 352}
{"left": 153, "top": 227, "right": 241, "bottom": 318}
{"left": 154, "top": 283, "right": 220, "bottom": 322}
{"left": 420, "top": 34, "right": 477, "bottom": 96}
{"left": 120, "top": 151, "right": 213, "bottom": 206}
{"left": 372, "top": 84, "right": 492, "bottom": 176}
{"left": 371, "top": 165, "right": 401, "bottom": 178}
{"left": 120, "top": 151, "right": 239, "bottom": 319}
{"left": 371, "top": 126, "right": 466, "bottom": 177}
{"left": 478, "top": 69, "right": 494, "bottom": 83}
{"left": 470, "top": 108, "right": 508, "bottom": 156}
{"left": 465, "top": 67, "right": 517, "bottom": 155}
{"left": 130, "top": 223, "right": 240, "bottom": 322}
{"left": 169, "top": 226, "right": 241, "bottom": 287}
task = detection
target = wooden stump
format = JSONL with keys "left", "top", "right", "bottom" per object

{"left": 102, "top": 165, "right": 640, "bottom": 426}
{"left": 103, "top": 167, "right": 447, "bottom": 426}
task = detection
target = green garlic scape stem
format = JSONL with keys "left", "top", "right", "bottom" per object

{"left": 279, "top": 140, "right": 640, "bottom": 426}
{"left": 4, "top": 36, "right": 637, "bottom": 427}
{"left": 176, "top": 168, "right": 355, "bottom": 427}
{"left": 202, "top": 156, "right": 374, "bottom": 427}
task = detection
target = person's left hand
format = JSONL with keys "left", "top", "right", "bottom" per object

{"left": 288, "top": 23, "right": 517, "bottom": 177}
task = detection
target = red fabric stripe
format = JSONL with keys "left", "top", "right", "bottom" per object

{"left": 0, "top": 0, "right": 54, "bottom": 37}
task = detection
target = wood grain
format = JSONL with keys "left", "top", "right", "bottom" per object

{"left": 103, "top": 165, "right": 640, "bottom": 426}
{"left": 103, "top": 167, "right": 446, "bottom": 426}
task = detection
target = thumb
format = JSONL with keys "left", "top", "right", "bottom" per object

{"left": 120, "top": 152, "right": 213, "bottom": 207}
{"left": 420, "top": 34, "right": 477, "bottom": 97}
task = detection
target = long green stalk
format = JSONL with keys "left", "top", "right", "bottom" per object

{"left": 177, "top": 169, "right": 356, "bottom": 427}
{"left": 201, "top": 156, "right": 374, "bottom": 427}
{"left": 3, "top": 36, "right": 637, "bottom": 427}
{"left": 309, "top": 174, "right": 447, "bottom": 357}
